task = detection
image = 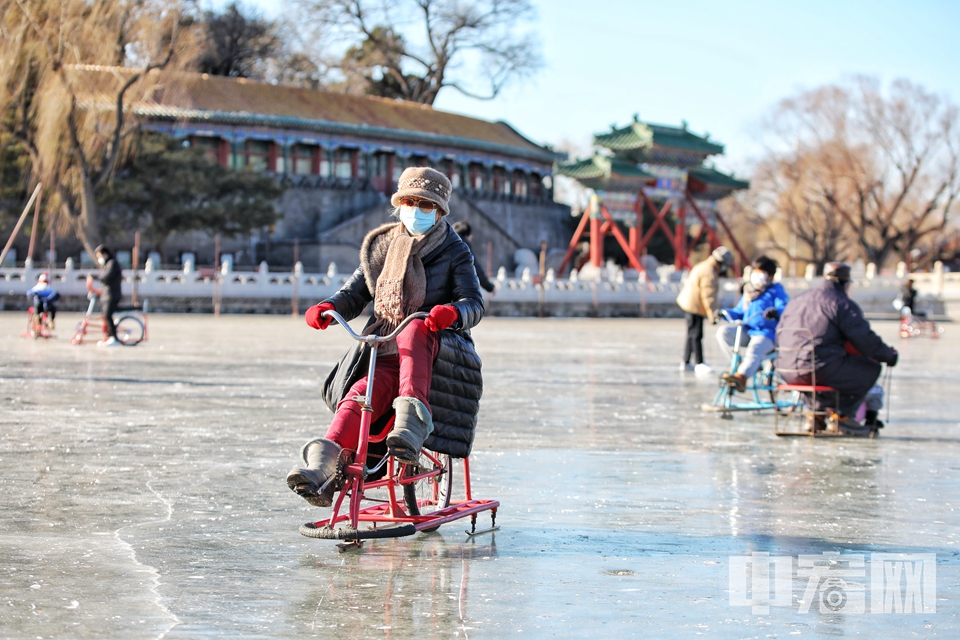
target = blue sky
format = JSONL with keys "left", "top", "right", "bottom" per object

{"left": 226, "top": 0, "right": 960, "bottom": 173}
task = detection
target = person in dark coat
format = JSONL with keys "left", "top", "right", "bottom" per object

{"left": 776, "top": 261, "right": 898, "bottom": 433}
{"left": 452, "top": 220, "right": 496, "bottom": 294}
{"left": 287, "top": 167, "right": 484, "bottom": 507}
{"left": 86, "top": 245, "right": 123, "bottom": 347}
{"left": 900, "top": 278, "right": 921, "bottom": 316}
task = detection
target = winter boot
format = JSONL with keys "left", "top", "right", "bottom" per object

{"left": 386, "top": 396, "right": 434, "bottom": 465}
{"left": 720, "top": 372, "right": 747, "bottom": 393}
{"left": 864, "top": 409, "right": 884, "bottom": 429}
{"left": 286, "top": 438, "right": 342, "bottom": 507}
{"left": 804, "top": 414, "right": 826, "bottom": 433}
{"left": 837, "top": 415, "right": 871, "bottom": 437}
{"left": 865, "top": 409, "right": 884, "bottom": 438}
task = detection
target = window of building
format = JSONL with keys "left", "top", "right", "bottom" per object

{"left": 493, "top": 167, "right": 510, "bottom": 195}
{"left": 410, "top": 155, "right": 427, "bottom": 167}
{"left": 513, "top": 170, "right": 528, "bottom": 197}
{"left": 356, "top": 152, "right": 367, "bottom": 178}
{"left": 290, "top": 144, "right": 317, "bottom": 175}
{"left": 529, "top": 172, "right": 542, "bottom": 197}
{"left": 320, "top": 150, "right": 331, "bottom": 177}
{"left": 191, "top": 136, "right": 222, "bottom": 164}
{"left": 334, "top": 148, "right": 355, "bottom": 179}
{"left": 372, "top": 153, "right": 392, "bottom": 178}
{"left": 469, "top": 163, "right": 485, "bottom": 190}
{"left": 234, "top": 140, "right": 271, "bottom": 171}
{"left": 439, "top": 159, "right": 456, "bottom": 183}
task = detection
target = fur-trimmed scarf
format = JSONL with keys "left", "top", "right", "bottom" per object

{"left": 360, "top": 219, "right": 449, "bottom": 347}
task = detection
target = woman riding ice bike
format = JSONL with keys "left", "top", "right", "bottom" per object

{"left": 286, "top": 166, "right": 497, "bottom": 548}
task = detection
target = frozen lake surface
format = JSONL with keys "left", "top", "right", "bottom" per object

{"left": 1, "top": 312, "right": 958, "bottom": 638}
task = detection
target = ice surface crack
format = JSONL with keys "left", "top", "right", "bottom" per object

{"left": 113, "top": 472, "right": 181, "bottom": 639}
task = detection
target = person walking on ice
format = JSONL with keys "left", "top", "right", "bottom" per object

{"left": 676, "top": 246, "right": 735, "bottom": 375}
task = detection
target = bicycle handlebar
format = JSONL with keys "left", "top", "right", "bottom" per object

{"left": 321, "top": 310, "right": 429, "bottom": 345}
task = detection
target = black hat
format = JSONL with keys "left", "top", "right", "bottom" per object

{"left": 823, "top": 261, "right": 852, "bottom": 283}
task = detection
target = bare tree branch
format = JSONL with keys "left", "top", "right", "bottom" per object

{"left": 297, "top": 0, "right": 541, "bottom": 104}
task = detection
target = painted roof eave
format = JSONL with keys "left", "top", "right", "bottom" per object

{"left": 133, "top": 105, "right": 563, "bottom": 164}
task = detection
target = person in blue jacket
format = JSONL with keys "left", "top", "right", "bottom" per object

{"left": 26, "top": 272, "right": 60, "bottom": 327}
{"left": 715, "top": 256, "right": 789, "bottom": 392}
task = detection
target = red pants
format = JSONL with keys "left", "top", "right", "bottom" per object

{"left": 324, "top": 319, "right": 439, "bottom": 450}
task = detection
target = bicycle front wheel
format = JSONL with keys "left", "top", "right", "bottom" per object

{"left": 116, "top": 316, "right": 145, "bottom": 345}
{"left": 402, "top": 452, "right": 452, "bottom": 532}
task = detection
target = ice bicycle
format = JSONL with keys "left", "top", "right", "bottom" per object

{"left": 297, "top": 309, "right": 499, "bottom": 551}
{"left": 71, "top": 282, "right": 148, "bottom": 346}
{"left": 773, "top": 327, "right": 889, "bottom": 438}
{"left": 899, "top": 309, "right": 943, "bottom": 339}
{"left": 21, "top": 301, "right": 55, "bottom": 340}
{"left": 702, "top": 319, "right": 792, "bottom": 419}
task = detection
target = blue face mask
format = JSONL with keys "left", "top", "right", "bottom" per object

{"left": 398, "top": 206, "right": 437, "bottom": 235}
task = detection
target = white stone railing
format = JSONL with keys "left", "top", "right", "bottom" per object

{"left": 2, "top": 259, "right": 956, "bottom": 313}
{"left": 0, "top": 260, "right": 351, "bottom": 302}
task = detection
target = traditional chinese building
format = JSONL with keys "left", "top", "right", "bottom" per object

{"left": 556, "top": 116, "right": 749, "bottom": 275}
{"left": 80, "top": 67, "right": 568, "bottom": 272}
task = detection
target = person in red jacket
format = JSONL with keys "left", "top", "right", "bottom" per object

{"left": 286, "top": 167, "right": 484, "bottom": 507}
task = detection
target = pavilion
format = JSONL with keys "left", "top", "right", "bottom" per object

{"left": 555, "top": 116, "right": 749, "bottom": 276}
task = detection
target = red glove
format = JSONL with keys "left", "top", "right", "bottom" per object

{"left": 305, "top": 302, "right": 335, "bottom": 330}
{"left": 424, "top": 305, "right": 458, "bottom": 332}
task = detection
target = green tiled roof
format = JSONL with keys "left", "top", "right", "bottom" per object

{"left": 595, "top": 120, "right": 724, "bottom": 157}
{"left": 555, "top": 155, "right": 656, "bottom": 189}
{"left": 593, "top": 122, "right": 654, "bottom": 152}
{"left": 687, "top": 166, "right": 749, "bottom": 190}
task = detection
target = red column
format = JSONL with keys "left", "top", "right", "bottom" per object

{"left": 268, "top": 142, "right": 279, "bottom": 172}
{"left": 675, "top": 203, "right": 686, "bottom": 270}
{"left": 590, "top": 214, "right": 602, "bottom": 268}
{"left": 218, "top": 139, "right": 230, "bottom": 167}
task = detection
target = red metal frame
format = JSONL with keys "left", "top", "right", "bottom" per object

{"left": 71, "top": 285, "right": 149, "bottom": 346}
{"left": 304, "top": 318, "right": 499, "bottom": 540}
{"left": 21, "top": 306, "right": 54, "bottom": 339}
{"left": 558, "top": 186, "right": 748, "bottom": 276}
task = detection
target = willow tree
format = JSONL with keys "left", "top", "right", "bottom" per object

{"left": 0, "top": 0, "right": 196, "bottom": 254}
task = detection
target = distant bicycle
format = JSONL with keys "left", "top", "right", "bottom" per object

{"left": 894, "top": 297, "right": 943, "bottom": 339}
{"left": 71, "top": 291, "right": 148, "bottom": 346}
{"left": 899, "top": 310, "right": 943, "bottom": 339}
{"left": 21, "top": 305, "right": 55, "bottom": 340}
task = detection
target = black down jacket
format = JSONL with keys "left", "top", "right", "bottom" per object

{"left": 321, "top": 221, "right": 485, "bottom": 458}
{"left": 776, "top": 278, "right": 897, "bottom": 376}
